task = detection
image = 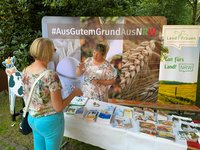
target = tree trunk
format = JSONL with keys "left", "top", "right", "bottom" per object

{"left": 189, "top": 0, "right": 198, "bottom": 25}
{"left": 192, "top": 0, "right": 197, "bottom": 24}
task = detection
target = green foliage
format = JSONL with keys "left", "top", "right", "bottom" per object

{"left": 0, "top": 0, "right": 68, "bottom": 71}
{"left": 0, "top": 91, "right": 33, "bottom": 149}
{"left": 160, "top": 0, "right": 192, "bottom": 25}
{"left": 0, "top": 0, "right": 39, "bottom": 71}
{"left": 42, "top": 0, "right": 138, "bottom": 16}
{"left": 0, "top": 0, "right": 198, "bottom": 69}
{"left": 160, "top": 45, "right": 169, "bottom": 61}
{"left": 135, "top": 0, "right": 193, "bottom": 24}
{"left": 42, "top": 0, "right": 198, "bottom": 25}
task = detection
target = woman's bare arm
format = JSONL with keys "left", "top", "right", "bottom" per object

{"left": 50, "top": 88, "right": 82, "bottom": 112}
{"left": 92, "top": 78, "right": 115, "bottom": 86}
{"left": 76, "top": 62, "right": 85, "bottom": 76}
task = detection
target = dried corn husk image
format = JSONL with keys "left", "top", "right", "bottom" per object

{"left": 121, "top": 40, "right": 160, "bottom": 101}
{"left": 120, "top": 16, "right": 166, "bottom": 102}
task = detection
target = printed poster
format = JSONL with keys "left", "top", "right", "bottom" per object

{"left": 42, "top": 16, "right": 166, "bottom": 101}
{"left": 158, "top": 25, "right": 200, "bottom": 105}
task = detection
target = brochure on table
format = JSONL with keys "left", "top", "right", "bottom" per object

{"left": 65, "top": 97, "right": 200, "bottom": 145}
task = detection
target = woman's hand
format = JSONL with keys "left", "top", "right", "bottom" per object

{"left": 71, "top": 88, "right": 83, "bottom": 97}
{"left": 78, "top": 62, "right": 85, "bottom": 72}
{"left": 76, "top": 62, "right": 85, "bottom": 76}
{"left": 51, "top": 88, "right": 83, "bottom": 112}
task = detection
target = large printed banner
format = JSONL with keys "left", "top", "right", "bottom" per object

{"left": 42, "top": 16, "right": 166, "bottom": 101}
{"left": 158, "top": 25, "right": 200, "bottom": 105}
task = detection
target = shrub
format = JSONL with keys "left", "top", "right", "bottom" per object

{"left": 0, "top": 0, "right": 41, "bottom": 71}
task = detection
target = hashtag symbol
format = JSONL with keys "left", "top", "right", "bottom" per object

{"left": 52, "top": 28, "right": 56, "bottom": 34}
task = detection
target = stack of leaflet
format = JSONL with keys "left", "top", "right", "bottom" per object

{"left": 112, "top": 106, "right": 133, "bottom": 129}
{"left": 177, "top": 121, "right": 200, "bottom": 142}
{"left": 66, "top": 96, "right": 88, "bottom": 118}
{"left": 85, "top": 109, "right": 99, "bottom": 122}
{"left": 112, "top": 117, "right": 133, "bottom": 129}
{"left": 156, "top": 110, "right": 168, "bottom": 121}
{"left": 156, "top": 120, "right": 175, "bottom": 141}
{"left": 144, "top": 108, "right": 156, "bottom": 123}
{"left": 84, "top": 100, "right": 101, "bottom": 122}
{"left": 124, "top": 109, "right": 133, "bottom": 118}
{"left": 70, "top": 96, "right": 88, "bottom": 106}
{"left": 75, "top": 107, "right": 87, "bottom": 118}
{"left": 134, "top": 107, "right": 145, "bottom": 121}
{"left": 139, "top": 121, "right": 157, "bottom": 136}
{"left": 66, "top": 105, "right": 83, "bottom": 115}
{"left": 84, "top": 99, "right": 116, "bottom": 124}
{"left": 96, "top": 104, "right": 115, "bottom": 125}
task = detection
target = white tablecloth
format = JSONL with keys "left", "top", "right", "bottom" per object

{"left": 64, "top": 114, "right": 187, "bottom": 150}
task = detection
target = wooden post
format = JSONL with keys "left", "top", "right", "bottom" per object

{"left": 175, "top": 87, "right": 177, "bottom": 96}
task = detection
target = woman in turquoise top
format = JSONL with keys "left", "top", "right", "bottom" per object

{"left": 22, "top": 37, "right": 82, "bottom": 150}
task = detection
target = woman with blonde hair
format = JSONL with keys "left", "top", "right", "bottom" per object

{"left": 22, "top": 37, "right": 82, "bottom": 150}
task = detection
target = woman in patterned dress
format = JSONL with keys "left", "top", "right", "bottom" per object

{"left": 76, "top": 43, "right": 115, "bottom": 102}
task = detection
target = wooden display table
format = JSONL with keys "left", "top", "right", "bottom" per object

{"left": 108, "top": 99, "right": 200, "bottom": 113}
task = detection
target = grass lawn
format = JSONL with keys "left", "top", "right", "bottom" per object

{"left": 0, "top": 91, "right": 102, "bottom": 150}
{"left": 0, "top": 91, "right": 33, "bottom": 150}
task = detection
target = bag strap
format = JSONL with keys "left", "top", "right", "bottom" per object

{"left": 23, "top": 70, "right": 49, "bottom": 117}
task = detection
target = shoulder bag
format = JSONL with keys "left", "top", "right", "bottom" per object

{"left": 19, "top": 70, "right": 49, "bottom": 135}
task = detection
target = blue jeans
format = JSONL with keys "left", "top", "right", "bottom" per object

{"left": 28, "top": 112, "right": 64, "bottom": 150}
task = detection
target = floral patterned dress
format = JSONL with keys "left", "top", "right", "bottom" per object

{"left": 22, "top": 69, "right": 62, "bottom": 117}
{"left": 82, "top": 57, "right": 115, "bottom": 102}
